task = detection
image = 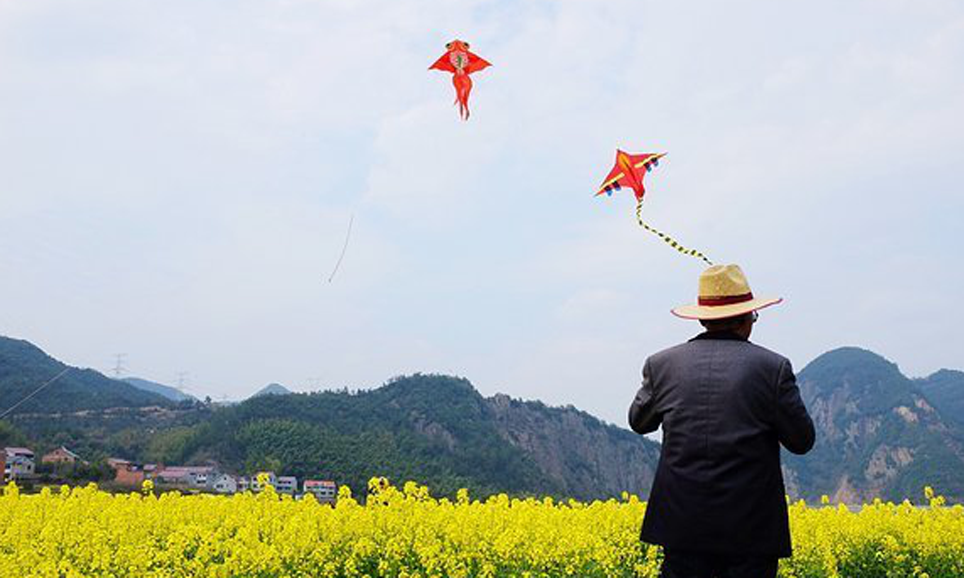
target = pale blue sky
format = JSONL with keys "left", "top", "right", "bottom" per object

{"left": 1, "top": 0, "right": 961, "bottom": 426}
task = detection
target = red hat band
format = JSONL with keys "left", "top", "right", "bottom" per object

{"left": 697, "top": 292, "right": 755, "bottom": 307}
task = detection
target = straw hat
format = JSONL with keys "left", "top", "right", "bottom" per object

{"left": 671, "top": 264, "right": 782, "bottom": 320}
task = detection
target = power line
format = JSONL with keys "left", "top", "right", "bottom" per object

{"left": 0, "top": 367, "right": 72, "bottom": 420}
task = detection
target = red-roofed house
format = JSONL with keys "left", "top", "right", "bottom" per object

{"left": 42, "top": 446, "right": 84, "bottom": 466}
{"left": 108, "top": 458, "right": 160, "bottom": 487}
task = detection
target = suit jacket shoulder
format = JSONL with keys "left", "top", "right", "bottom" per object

{"left": 646, "top": 338, "right": 789, "bottom": 378}
{"left": 742, "top": 341, "right": 791, "bottom": 371}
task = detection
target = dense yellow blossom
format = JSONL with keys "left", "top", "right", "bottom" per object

{"left": 1, "top": 480, "right": 962, "bottom": 577}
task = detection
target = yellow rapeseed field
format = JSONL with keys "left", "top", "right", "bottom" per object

{"left": 1, "top": 478, "right": 962, "bottom": 578}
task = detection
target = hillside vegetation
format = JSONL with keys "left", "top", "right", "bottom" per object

{"left": 0, "top": 337, "right": 170, "bottom": 414}
{"left": 4, "top": 336, "right": 964, "bottom": 503}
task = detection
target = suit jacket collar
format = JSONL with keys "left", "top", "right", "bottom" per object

{"left": 691, "top": 330, "right": 748, "bottom": 342}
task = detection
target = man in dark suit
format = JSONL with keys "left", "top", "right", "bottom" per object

{"left": 629, "top": 264, "right": 815, "bottom": 578}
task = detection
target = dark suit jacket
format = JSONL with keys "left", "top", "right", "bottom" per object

{"left": 629, "top": 332, "right": 815, "bottom": 558}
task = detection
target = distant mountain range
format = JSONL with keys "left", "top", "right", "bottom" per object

{"left": 1, "top": 335, "right": 961, "bottom": 502}
{"left": 123, "top": 377, "right": 196, "bottom": 403}
{"left": 249, "top": 383, "right": 293, "bottom": 398}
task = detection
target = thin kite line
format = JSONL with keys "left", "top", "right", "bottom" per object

{"left": 0, "top": 367, "right": 71, "bottom": 420}
{"left": 327, "top": 214, "right": 354, "bottom": 283}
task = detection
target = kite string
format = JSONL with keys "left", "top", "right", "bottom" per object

{"left": 636, "top": 199, "right": 714, "bottom": 266}
{"left": 327, "top": 214, "right": 354, "bottom": 283}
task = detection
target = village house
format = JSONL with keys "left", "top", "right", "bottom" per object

{"left": 303, "top": 480, "right": 337, "bottom": 503}
{"left": 155, "top": 466, "right": 219, "bottom": 489}
{"left": 275, "top": 475, "right": 298, "bottom": 495}
{"left": 42, "top": 446, "right": 85, "bottom": 466}
{"left": 115, "top": 464, "right": 144, "bottom": 487}
{"left": 99, "top": 460, "right": 332, "bottom": 499}
{"left": 3, "top": 447, "right": 36, "bottom": 481}
{"left": 250, "top": 471, "right": 277, "bottom": 493}
{"left": 107, "top": 458, "right": 159, "bottom": 487}
{"left": 211, "top": 473, "right": 237, "bottom": 494}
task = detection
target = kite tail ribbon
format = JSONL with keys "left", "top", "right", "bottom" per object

{"left": 635, "top": 199, "right": 714, "bottom": 266}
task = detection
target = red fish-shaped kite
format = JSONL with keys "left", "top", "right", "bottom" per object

{"left": 429, "top": 40, "right": 491, "bottom": 120}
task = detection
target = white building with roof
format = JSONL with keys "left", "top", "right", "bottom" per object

{"left": 304, "top": 480, "right": 337, "bottom": 503}
{"left": 156, "top": 466, "right": 218, "bottom": 488}
{"left": 3, "top": 447, "right": 36, "bottom": 481}
{"left": 251, "top": 472, "right": 277, "bottom": 493}
{"left": 275, "top": 476, "right": 298, "bottom": 495}
{"left": 211, "top": 473, "right": 238, "bottom": 494}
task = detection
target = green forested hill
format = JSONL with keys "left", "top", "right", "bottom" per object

{"left": 172, "top": 374, "right": 555, "bottom": 497}
{"left": 0, "top": 336, "right": 171, "bottom": 415}
{"left": 148, "top": 374, "right": 660, "bottom": 500}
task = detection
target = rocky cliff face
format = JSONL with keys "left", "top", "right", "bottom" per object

{"left": 783, "top": 347, "right": 964, "bottom": 503}
{"left": 485, "top": 393, "right": 660, "bottom": 500}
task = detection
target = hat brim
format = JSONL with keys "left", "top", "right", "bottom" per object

{"left": 671, "top": 297, "right": 783, "bottom": 320}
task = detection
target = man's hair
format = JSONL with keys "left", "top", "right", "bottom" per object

{"left": 699, "top": 312, "right": 753, "bottom": 332}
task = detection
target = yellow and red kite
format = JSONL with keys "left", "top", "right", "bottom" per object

{"left": 429, "top": 40, "right": 491, "bottom": 120}
{"left": 596, "top": 150, "right": 713, "bottom": 265}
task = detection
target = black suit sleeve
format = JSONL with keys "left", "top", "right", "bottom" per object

{"left": 772, "top": 358, "right": 815, "bottom": 454}
{"left": 629, "top": 358, "right": 661, "bottom": 434}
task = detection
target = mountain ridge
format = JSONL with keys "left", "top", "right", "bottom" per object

{"left": 123, "top": 377, "right": 196, "bottom": 403}
{"left": 0, "top": 336, "right": 171, "bottom": 414}
{"left": 3, "top": 335, "right": 962, "bottom": 502}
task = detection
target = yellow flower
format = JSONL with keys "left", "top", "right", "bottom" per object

{"left": 0, "top": 477, "right": 961, "bottom": 577}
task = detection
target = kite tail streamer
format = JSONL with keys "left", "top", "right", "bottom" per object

{"left": 327, "top": 214, "right": 354, "bottom": 283}
{"left": 635, "top": 200, "right": 714, "bottom": 266}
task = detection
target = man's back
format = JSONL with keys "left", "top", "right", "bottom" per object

{"left": 629, "top": 332, "right": 815, "bottom": 558}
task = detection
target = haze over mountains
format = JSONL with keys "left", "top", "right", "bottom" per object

{"left": 1, "top": 335, "right": 961, "bottom": 502}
